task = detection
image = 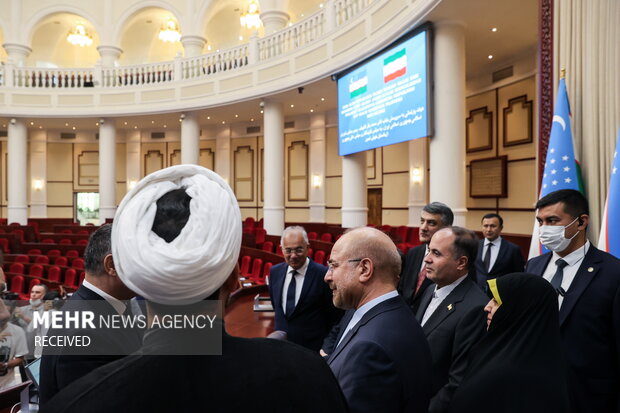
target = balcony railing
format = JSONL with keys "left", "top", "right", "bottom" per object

{"left": 1, "top": 0, "right": 374, "bottom": 90}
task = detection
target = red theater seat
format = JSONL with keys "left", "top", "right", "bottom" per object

{"left": 27, "top": 249, "right": 42, "bottom": 255}
{"left": 28, "top": 278, "right": 41, "bottom": 292}
{"left": 59, "top": 239, "right": 72, "bottom": 245}
{"left": 320, "top": 233, "right": 333, "bottom": 243}
{"left": 263, "top": 262, "right": 273, "bottom": 280}
{"left": 64, "top": 269, "right": 77, "bottom": 288}
{"left": 240, "top": 255, "right": 251, "bottom": 276}
{"left": 47, "top": 266, "right": 61, "bottom": 283}
{"left": 308, "top": 232, "right": 318, "bottom": 240}
{"left": 14, "top": 255, "right": 29, "bottom": 264}
{"left": 41, "top": 239, "right": 55, "bottom": 244}
{"left": 47, "top": 250, "right": 61, "bottom": 256}
{"left": 9, "top": 262, "right": 24, "bottom": 274}
{"left": 77, "top": 230, "right": 89, "bottom": 235}
{"left": 60, "top": 229, "right": 72, "bottom": 234}
{"left": 249, "top": 259, "right": 263, "bottom": 282}
{"left": 396, "top": 226, "right": 409, "bottom": 243}
{"left": 261, "top": 241, "right": 273, "bottom": 253}
{"left": 76, "top": 239, "right": 88, "bottom": 246}
{"left": 0, "top": 239, "right": 8, "bottom": 254}
{"left": 9, "top": 275, "right": 25, "bottom": 294}
{"left": 54, "top": 256, "right": 68, "bottom": 266}
{"left": 29, "top": 264, "right": 44, "bottom": 277}
{"left": 314, "top": 250, "right": 326, "bottom": 266}
{"left": 253, "top": 228, "right": 266, "bottom": 245}
{"left": 34, "top": 255, "right": 50, "bottom": 265}
{"left": 72, "top": 258, "right": 85, "bottom": 270}
{"left": 66, "top": 250, "right": 79, "bottom": 258}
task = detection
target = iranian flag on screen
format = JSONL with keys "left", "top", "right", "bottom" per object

{"left": 383, "top": 49, "right": 406, "bottom": 83}
{"left": 349, "top": 72, "right": 368, "bottom": 98}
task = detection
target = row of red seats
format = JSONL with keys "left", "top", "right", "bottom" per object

{"left": 40, "top": 238, "right": 89, "bottom": 245}
{"left": 7, "top": 253, "right": 81, "bottom": 265}
{"left": 239, "top": 256, "right": 272, "bottom": 285}
{"left": 7, "top": 269, "right": 84, "bottom": 299}
{"left": 307, "top": 232, "right": 333, "bottom": 243}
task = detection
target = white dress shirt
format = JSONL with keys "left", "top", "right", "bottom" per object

{"left": 82, "top": 279, "right": 127, "bottom": 315}
{"left": 421, "top": 274, "right": 468, "bottom": 326}
{"left": 281, "top": 257, "right": 310, "bottom": 314}
{"left": 542, "top": 241, "right": 590, "bottom": 308}
{"left": 483, "top": 236, "right": 502, "bottom": 271}
{"left": 336, "top": 290, "right": 399, "bottom": 348}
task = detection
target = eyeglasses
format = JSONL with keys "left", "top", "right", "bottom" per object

{"left": 283, "top": 247, "right": 306, "bottom": 255}
{"left": 326, "top": 258, "right": 363, "bottom": 272}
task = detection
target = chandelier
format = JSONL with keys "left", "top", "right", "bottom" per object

{"left": 240, "top": 0, "right": 261, "bottom": 29}
{"left": 66, "top": 24, "right": 93, "bottom": 47}
{"left": 159, "top": 18, "right": 181, "bottom": 43}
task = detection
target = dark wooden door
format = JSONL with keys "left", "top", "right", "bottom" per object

{"left": 367, "top": 188, "right": 382, "bottom": 226}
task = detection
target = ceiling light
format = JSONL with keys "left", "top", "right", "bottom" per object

{"left": 250, "top": 118, "right": 254, "bottom": 121}
{"left": 290, "top": 104, "right": 294, "bottom": 108}
{"left": 163, "top": 125, "right": 167, "bottom": 128}
{"left": 134, "top": 126, "right": 138, "bottom": 129}
{"left": 321, "top": 97, "right": 325, "bottom": 101}
{"left": 67, "top": 24, "right": 93, "bottom": 47}
{"left": 240, "top": 0, "right": 261, "bottom": 29}
{"left": 151, "top": 120, "right": 155, "bottom": 124}
{"left": 72, "top": 126, "right": 76, "bottom": 130}
{"left": 260, "top": 110, "right": 263, "bottom": 114}
{"left": 39, "top": 126, "right": 42, "bottom": 129}
{"left": 320, "top": 3, "right": 324, "bottom": 8}
{"left": 30, "top": 121, "right": 34, "bottom": 125}
{"left": 65, "top": 122, "right": 69, "bottom": 126}
{"left": 491, "top": 27, "right": 498, "bottom": 32}
{"left": 207, "top": 45, "right": 212, "bottom": 51}
{"left": 158, "top": 18, "right": 181, "bottom": 43}
{"left": 235, "top": 114, "right": 238, "bottom": 118}
{"left": 222, "top": 121, "right": 225, "bottom": 124}
{"left": 310, "top": 109, "right": 314, "bottom": 112}
{"left": 207, "top": 116, "right": 211, "bottom": 120}
{"left": 239, "top": 36, "right": 243, "bottom": 41}
{"left": 95, "top": 122, "right": 99, "bottom": 126}
{"left": 488, "top": 55, "right": 494, "bottom": 60}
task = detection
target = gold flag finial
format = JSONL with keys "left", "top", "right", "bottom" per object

{"left": 560, "top": 68, "right": 566, "bottom": 79}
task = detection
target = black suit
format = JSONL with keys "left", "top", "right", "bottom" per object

{"left": 526, "top": 245, "right": 620, "bottom": 412}
{"left": 39, "top": 285, "right": 142, "bottom": 405}
{"left": 398, "top": 244, "right": 433, "bottom": 312}
{"left": 269, "top": 260, "right": 342, "bottom": 351}
{"left": 328, "top": 295, "right": 433, "bottom": 413}
{"left": 475, "top": 238, "right": 525, "bottom": 294}
{"left": 43, "top": 329, "right": 348, "bottom": 413}
{"left": 416, "top": 278, "right": 488, "bottom": 413}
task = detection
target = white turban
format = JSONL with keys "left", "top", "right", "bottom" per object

{"left": 112, "top": 165, "right": 242, "bottom": 305}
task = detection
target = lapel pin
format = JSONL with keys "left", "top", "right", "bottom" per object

{"left": 587, "top": 267, "right": 594, "bottom": 273}
{"left": 447, "top": 304, "right": 453, "bottom": 311}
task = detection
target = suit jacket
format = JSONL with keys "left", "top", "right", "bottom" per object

{"left": 269, "top": 260, "right": 342, "bottom": 351}
{"left": 398, "top": 244, "right": 433, "bottom": 313}
{"left": 415, "top": 278, "right": 488, "bottom": 413}
{"left": 39, "top": 285, "right": 143, "bottom": 405}
{"left": 328, "top": 295, "right": 433, "bottom": 413}
{"left": 43, "top": 329, "right": 348, "bottom": 413}
{"left": 475, "top": 238, "right": 525, "bottom": 294}
{"left": 526, "top": 246, "right": 620, "bottom": 412}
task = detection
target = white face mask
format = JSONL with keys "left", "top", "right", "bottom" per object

{"left": 30, "top": 299, "right": 42, "bottom": 307}
{"left": 539, "top": 216, "right": 580, "bottom": 253}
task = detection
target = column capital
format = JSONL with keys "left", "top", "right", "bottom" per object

{"left": 260, "top": 10, "right": 290, "bottom": 34}
{"left": 97, "top": 45, "right": 123, "bottom": 67}
{"left": 3, "top": 43, "right": 31, "bottom": 65}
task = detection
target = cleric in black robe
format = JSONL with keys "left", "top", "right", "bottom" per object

{"left": 449, "top": 272, "right": 569, "bottom": 412}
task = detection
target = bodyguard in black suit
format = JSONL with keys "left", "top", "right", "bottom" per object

{"left": 526, "top": 189, "right": 620, "bottom": 412}
{"left": 475, "top": 213, "right": 525, "bottom": 294}
{"left": 326, "top": 227, "right": 433, "bottom": 413}
{"left": 416, "top": 227, "right": 487, "bottom": 413}
{"left": 269, "top": 226, "right": 342, "bottom": 351}
{"left": 398, "top": 202, "right": 454, "bottom": 313}
{"left": 40, "top": 225, "right": 142, "bottom": 405}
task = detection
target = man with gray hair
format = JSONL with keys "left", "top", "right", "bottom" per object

{"left": 325, "top": 227, "right": 432, "bottom": 412}
{"left": 399, "top": 202, "right": 454, "bottom": 312}
{"left": 268, "top": 226, "right": 342, "bottom": 351}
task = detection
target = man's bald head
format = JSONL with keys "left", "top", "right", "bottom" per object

{"left": 341, "top": 227, "right": 402, "bottom": 283}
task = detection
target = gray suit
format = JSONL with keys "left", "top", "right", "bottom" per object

{"left": 416, "top": 278, "right": 487, "bottom": 413}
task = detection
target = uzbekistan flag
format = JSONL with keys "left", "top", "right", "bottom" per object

{"left": 349, "top": 71, "right": 368, "bottom": 98}
{"left": 383, "top": 49, "right": 406, "bottom": 83}
{"left": 528, "top": 77, "right": 584, "bottom": 259}
{"left": 598, "top": 128, "right": 620, "bottom": 258}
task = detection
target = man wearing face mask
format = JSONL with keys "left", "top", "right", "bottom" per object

{"left": 526, "top": 189, "right": 620, "bottom": 413}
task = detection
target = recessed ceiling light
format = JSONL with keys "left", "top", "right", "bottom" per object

{"left": 321, "top": 97, "right": 325, "bottom": 101}
{"left": 65, "top": 122, "right": 69, "bottom": 126}
{"left": 134, "top": 126, "right": 138, "bottom": 129}
{"left": 235, "top": 114, "right": 238, "bottom": 118}
{"left": 96, "top": 122, "right": 99, "bottom": 126}
{"left": 320, "top": 3, "right": 324, "bottom": 8}
{"left": 491, "top": 27, "right": 498, "bottom": 32}
{"left": 207, "top": 45, "right": 212, "bottom": 51}
{"left": 30, "top": 121, "right": 34, "bottom": 125}
{"left": 72, "top": 126, "right": 76, "bottom": 130}
{"left": 216, "top": 49, "right": 219, "bottom": 52}
{"left": 260, "top": 110, "right": 263, "bottom": 114}
{"left": 39, "top": 126, "right": 42, "bottom": 129}
{"left": 250, "top": 118, "right": 254, "bottom": 121}
{"left": 488, "top": 55, "right": 494, "bottom": 60}
{"left": 222, "top": 121, "right": 225, "bottom": 124}
{"left": 124, "top": 121, "right": 128, "bottom": 125}
{"left": 151, "top": 120, "right": 155, "bottom": 124}
{"left": 310, "top": 109, "right": 314, "bottom": 112}
{"left": 207, "top": 116, "right": 211, "bottom": 120}
{"left": 290, "top": 104, "right": 294, "bottom": 108}
{"left": 164, "top": 125, "right": 167, "bottom": 128}
{"left": 239, "top": 36, "right": 243, "bottom": 41}
{"left": 301, "top": 14, "right": 304, "bottom": 17}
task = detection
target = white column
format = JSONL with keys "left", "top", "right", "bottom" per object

{"left": 126, "top": 130, "right": 141, "bottom": 192}
{"left": 408, "top": 138, "right": 428, "bottom": 226}
{"left": 181, "top": 112, "right": 200, "bottom": 165}
{"left": 7, "top": 119, "right": 28, "bottom": 224}
{"left": 309, "top": 113, "right": 326, "bottom": 222}
{"left": 430, "top": 21, "right": 467, "bottom": 226}
{"left": 2, "top": 43, "right": 31, "bottom": 66}
{"left": 263, "top": 99, "right": 285, "bottom": 235}
{"left": 29, "top": 129, "right": 47, "bottom": 218}
{"left": 214, "top": 126, "right": 231, "bottom": 183}
{"left": 341, "top": 151, "right": 367, "bottom": 228}
{"left": 260, "top": 0, "right": 290, "bottom": 34}
{"left": 181, "top": 35, "right": 206, "bottom": 57}
{"left": 97, "top": 45, "right": 122, "bottom": 67}
{"left": 99, "top": 118, "right": 116, "bottom": 223}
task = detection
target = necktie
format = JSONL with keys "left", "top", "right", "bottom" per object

{"left": 484, "top": 243, "right": 493, "bottom": 272}
{"left": 414, "top": 265, "right": 428, "bottom": 296}
{"left": 550, "top": 259, "right": 568, "bottom": 292}
{"left": 285, "top": 270, "right": 297, "bottom": 316}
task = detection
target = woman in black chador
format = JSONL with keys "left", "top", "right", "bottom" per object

{"left": 450, "top": 272, "right": 569, "bottom": 412}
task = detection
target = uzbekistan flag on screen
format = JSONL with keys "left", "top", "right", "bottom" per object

{"left": 383, "top": 49, "right": 406, "bottom": 83}
{"left": 349, "top": 71, "right": 368, "bottom": 98}
{"left": 528, "top": 77, "right": 584, "bottom": 259}
{"left": 598, "top": 128, "right": 620, "bottom": 258}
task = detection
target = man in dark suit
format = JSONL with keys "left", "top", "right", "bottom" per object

{"left": 474, "top": 213, "right": 525, "bottom": 295}
{"left": 39, "top": 224, "right": 141, "bottom": 405}
{"left": 44, "top": 168, "right": 348, "bottom": 413}
{"left": 326, "top": 227, "right": 433, "bottom": 413}
{"left": 416, "top": 226, "right": 488, "bottom": 413}
{"left": 269, "top": 226, "right": 342, "bottom": 351}
{"left": 398, "top": 202, "right": 454, "bottom": 312}
{"left": 526, "top": 189, "right": 620, "bottom": 412}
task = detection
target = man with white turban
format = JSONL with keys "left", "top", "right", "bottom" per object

{"left": 44, "top": 165, "right": 347, "bottom": 413}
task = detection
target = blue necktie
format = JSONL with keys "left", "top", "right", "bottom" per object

{"left": 550, "top": 259, "right": 568, "bottom": 292}
{"left": 285, "top": 270, "right": 297, "bottom": 316}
